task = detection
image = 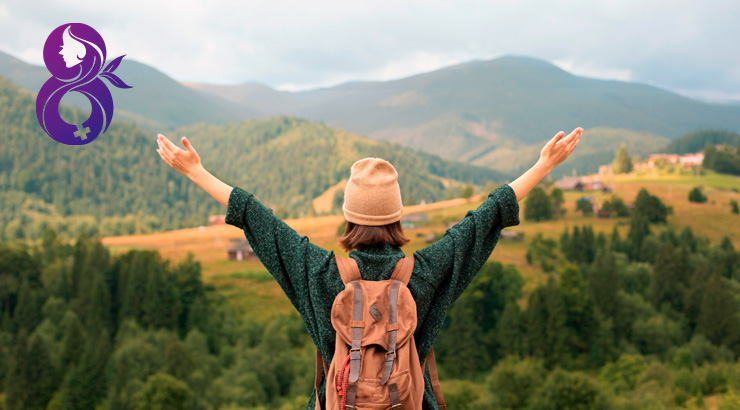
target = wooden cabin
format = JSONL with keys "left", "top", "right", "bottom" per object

{"left": 227, "top": 239, "right": 258, "bottom": 261}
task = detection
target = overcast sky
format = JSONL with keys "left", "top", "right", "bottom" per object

{"left": 1, "top": 0, "right": 738, "bottom": 102}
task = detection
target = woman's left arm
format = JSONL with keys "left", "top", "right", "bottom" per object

{"left": 413, "top": 127, "right": 583, "bottom": 302}
{"left": 508, "top": 127, "right": 583, "bottom": 200}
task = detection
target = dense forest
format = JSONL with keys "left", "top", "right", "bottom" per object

{"left": 0, "top": 75, "right": 506, "bottom": 242}
{"left": 2, "top": 185, "right": 740, "bottom": 410}
{"left": 663, "top": 130, "right": 740, "bottom": 155}
{"left": 661, "top": 129, "right": 740, "bottom": 176}
{"left": 704, "top": 144, "right": 740, "bottom": 176}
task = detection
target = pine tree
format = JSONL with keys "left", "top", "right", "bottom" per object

{"left": 26, "top": 332, "right": 56, "bottom": 410}
{"left": 581, "top": 225, "right": 597, "bottom": 265}
{"left": 164, "top": 336, "right": 196, "bottom": 382}
{"left": 627, "top": 213, "right": 651, "bottom": 261}
{"left": 559, "top": 263, "right": 598, "bottom": 356}
{"left": 59, "top": 329, "right": 113, "bottom": 410}
{"left": 697, "top": 273, "right": 740, "bottom": 352}
{"left": 5, "top": 329, "right": 31, "bottom": 410}
{"left": 437, "top": 297, "right": 491, "bottom": 377}
{"left": 633, "top": 188, "right": 671, "bottom": 224}
{"left": 524, "top": 186, "right": 554, "bottom": 222}
{"left": 650, "top": 243, "right": 688, "bottom": 313}
{"left": 60, "top": 310, "right": 87, "bottom": 376}
{"left": 173, "top": 253, "right": 205, "bottom": 337}
{"left": 613, "top": 144, "right": 633, "bottom": 174}
{"left": 13, "top": 279, "right": 42, "bottom": 332}
{"left": 588, "top": 248, "right": 622, "bottom": 341}
{"left": 69, "top": 232, "right": 89, "bottom": 299}
{"left": 683, "top": 257, "right": 713, "bottom": 334}
{"left": 543, "top": 278, "right": 569, "bottom": 368}
{"left": 495, "top": 302, "right": 523, "bottom": 358}
{"left": 560, "top": 227, "right": 572, "bottom": 260}
{"left": 141, "top": 262, "right": 181, "bottom": 330}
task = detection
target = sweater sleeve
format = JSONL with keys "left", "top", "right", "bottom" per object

{"left": 224, "top": 186, "right": 334, "bottom": 316}
{"left": 412, "top": 183, "right": 520, "bottom": 304}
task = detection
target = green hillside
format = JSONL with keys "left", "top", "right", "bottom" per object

{"left": 0, "top": 75, "right": 507, "bottom": 241}
{"left": 6, "top": 50, "right": 740, "bottom": 177}
{"left": 663, "top": 129, "right": 740, "bottom": 154}
{"left": 474, "top": 127, "right": 673, "bottom": 177}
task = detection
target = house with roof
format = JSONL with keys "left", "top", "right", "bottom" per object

{"left": 209, "top": 215, "right": 226, "bottom": 226}
{"left": 227, "top": 239, "right": 258, "bottom": 261}
{"left": 554, "top": 176, "right": 584, "bottom": 191}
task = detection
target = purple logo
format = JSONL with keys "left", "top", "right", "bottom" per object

{"left": 36, "top": 23, "right": 131, "bottom": 145}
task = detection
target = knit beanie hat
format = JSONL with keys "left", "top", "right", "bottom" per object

{"left": 342, "top": 157, "right": 403, "bottom": 226}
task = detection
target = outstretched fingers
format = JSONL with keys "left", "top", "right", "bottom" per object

{"left": 181, "top": 136, "right": 197, "bottom": 154}
{"left": 545, "top": 131, "right": 565, "bottom": 151}
{"left": 158, "top": 134, "right": 183, "bottom": 154}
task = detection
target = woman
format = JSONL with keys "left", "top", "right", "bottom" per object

{"left": 156, "top": 126, "right": 583, "bottom": 410}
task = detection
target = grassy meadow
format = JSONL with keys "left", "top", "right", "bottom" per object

{"left": 100, "top": 166, "right": 740, "bottom": 323}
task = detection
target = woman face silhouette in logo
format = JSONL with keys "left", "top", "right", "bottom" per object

{"left": 36, "top": 23, "right": 131, "bottom": 145}
{"left": 59, "top": 25, "right": 88, "bottom": 69}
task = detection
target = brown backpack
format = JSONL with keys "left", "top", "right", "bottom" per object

{"left": 314, "top": 255, "right": 447, "bottom": 410}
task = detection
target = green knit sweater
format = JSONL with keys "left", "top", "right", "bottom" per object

{"left": 224, "top": 183, "right": 521, "bottom": 410}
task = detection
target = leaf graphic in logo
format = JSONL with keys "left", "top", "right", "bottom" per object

{"left": 100, "top": 72, "right": 132, "bottom": 89}
{"left": 103, "top": 54, "right": 126, "bottom": 73}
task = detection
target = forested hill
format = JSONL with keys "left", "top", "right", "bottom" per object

{"left": 0, "top": 75, "right": 507, "bottom": 241}
{"left": 662, "top": 129, "right": 740, "bottom": 155}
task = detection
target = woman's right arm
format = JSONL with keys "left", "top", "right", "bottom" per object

{"left": 156, "top": 134, "right": 232, "bottom": 207}
{"left": 156, "top": 134, "right": 334, "bottom": 316}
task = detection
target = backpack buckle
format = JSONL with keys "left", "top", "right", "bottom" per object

{"left": 390, "top": 404, "right": 403, "bottom": 409}
{"left": 385, "top": 350, "right": 396, "bottom": 358}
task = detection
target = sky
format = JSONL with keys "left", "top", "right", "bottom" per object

{"left": 1, "top": 0, "right": 739, "bottom": 102}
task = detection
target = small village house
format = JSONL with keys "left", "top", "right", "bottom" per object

{"left": 580, "top": 175, "right": 612, "bottom": 193}
{"left": 501, "top": 230, "right": 524, "bottom": 241}
{"left": 646, "top": 152, "right": 703, "bottom": 168}
{"left": 647, "top": 153, "right": 680, "bottom": 167}
{"left": 209, "top": 215, "right": 226, "bottom": 226}
{"left": 228, "top": 239, "right": 258, "bottom": 261}
{"left": 679, "top": 153, "right": 704, "bottom": 167}
{"left": 554, "top": 176, "right": 584, "bottom": 191}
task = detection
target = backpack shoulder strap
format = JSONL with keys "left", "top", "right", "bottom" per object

{"left": 335, "top": 255, "right": 362, "bottom": 285}
{"left": 314, "top": 349, "right": 329, "bottom": 410}
{"left": 423, "top": 347, "right": 447, "bottom": 410}
{"left": 390, "top": 255, "right": 414, "bottom": 286}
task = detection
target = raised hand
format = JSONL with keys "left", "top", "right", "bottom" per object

{"left": 156, "top": 134, "right": 203, "bottom": 178}
{"left": 538, "top": 127, "right": 583, "bottom": 171}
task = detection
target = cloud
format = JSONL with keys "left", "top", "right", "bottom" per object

{"left": 552, "top": 59, "right": 633, "bottom": 82}
{"left": 0, "top": 0, "right": 738, "bottom": 102}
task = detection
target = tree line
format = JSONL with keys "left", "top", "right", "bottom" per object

{"left": 0, "top": 75, "right": 503, "bottom": 242}
{"left": 2, "top": 185, "right": 740, "bottom": 409}
{"left": 433, "top": 187, "right": 740, "bottom": 409}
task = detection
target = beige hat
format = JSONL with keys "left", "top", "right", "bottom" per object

{"left": 342, "top": 157, "right": 403, "bottom": 226}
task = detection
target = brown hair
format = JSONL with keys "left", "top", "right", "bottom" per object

{"left": 338, "top": 220, "right": 411, "bottom": 252}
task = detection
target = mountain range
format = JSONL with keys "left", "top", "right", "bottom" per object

{"left": 3, "top": 50, "right": 739, "bottom": 177}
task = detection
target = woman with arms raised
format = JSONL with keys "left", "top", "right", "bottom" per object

{"left": 156, "top": 126, "right": 583, "bottom": 410}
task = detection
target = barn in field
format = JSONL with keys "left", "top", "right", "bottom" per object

{"left": 228, "top": 239, "right": 258, "bottom": 261}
